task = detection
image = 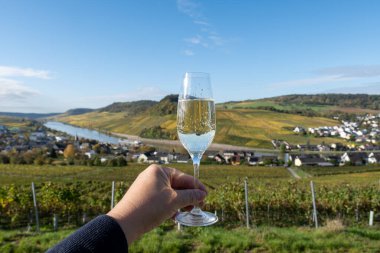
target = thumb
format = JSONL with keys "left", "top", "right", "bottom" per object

{"left": 174, "top": 189, "right": 207, "bottom": 209}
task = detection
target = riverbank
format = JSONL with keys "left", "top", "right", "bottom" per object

{"left": 112, "top": 132, "right": 277, "bottom": 152}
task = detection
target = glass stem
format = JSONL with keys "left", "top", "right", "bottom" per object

{"left": 191, "top": 154, "right": 201, "bottom": 215}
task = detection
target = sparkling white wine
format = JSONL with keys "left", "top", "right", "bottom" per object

{"left": 177, "top": 99, "right": 216, "bottom": 154}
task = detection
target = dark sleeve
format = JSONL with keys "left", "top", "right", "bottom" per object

{"left": 47, "top": 215, "right": 128, "bottom": 253}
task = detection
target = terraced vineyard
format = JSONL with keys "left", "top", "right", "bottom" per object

{"left": 1, "top": 164, "right": 379, "bottom": 227}
{"left": 57, "top": 108, "right": 341, "bottom": 148}
{"left": 0, "top": 163, "right": 380, "bottom": 252}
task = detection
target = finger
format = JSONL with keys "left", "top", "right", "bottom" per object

{"left": 163, "top": 167, "right": 208, "bottom": 193}
{"left": 183, "top": 205, "right": 193, "bottom": 212}
{"left": 174, "top": 189, "right": 207, "bottom": 209}
{"left": 171, "top": 211, "right": 179, "bottom": 220}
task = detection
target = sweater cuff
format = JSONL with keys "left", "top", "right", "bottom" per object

{"left": 47, "top": 214, "right": 128, "bottom": 253}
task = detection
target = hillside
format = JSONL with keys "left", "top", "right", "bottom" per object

{"left": 55, "top": 94, "right": 345, "bottom": 148}
{"left": 64, "top": 108, "right": 95, "bottom": 116}
{"left": 220, "top": 94, "right": 380, "bottom": 116}
{"left": 99, "top": 100, "right": 157, "bottom": 114}
{"left": 0, "top": 112, "right": 60, "bottom": 119}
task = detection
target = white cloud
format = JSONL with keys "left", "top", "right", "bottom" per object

{"left": 270, "top": 75, "right": 350, "bottom": 89}
{"left": 183, "top": 49, "right": 195, "bottom": 56}
{"left": 315, "top": 65, "right": 380, "bottom": 78}
{"left": 324, "top": 82, "right": 380, "bottom": 94}
{"left": 177, "top": 0, "right": 201, "bottom": 18}
{"left": 193, "top": 20, "right": 210, "bottom": 27}
{"left": 184, "top": 35, "right": 208, "bottom": 48}
{"left": 177, "top": 0, "right": 227, "bottom": 54}
{"left": 0, "top": 66, "right": 51, "bottom": 79}
{"left": 0, "top": 65, "right": 54, "bottom": 112}
{"left": 0, "top": 78, "right": 39, "bottom": 100}
{"left": 270, "top": 64, "right": 380, "bottom": 90}
{"left": 185, "top": 35, "right": 202, "bottom": 45}
{"left": 208, "top": 35, "right": 224, "bottom": 46}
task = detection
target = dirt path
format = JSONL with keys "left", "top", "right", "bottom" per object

{"left": 112, "top": 132, "right": 276, "bottom": 152}
{"left": 287, "top": 167, "right": 301, "bottom": 179}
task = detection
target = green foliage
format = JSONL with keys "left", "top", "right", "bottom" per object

{"left": 140, "top": 126, "right": 176, "bottom": 139}
{"left": 99, "top": 100, "right": 157, "bottom": 114}
{"left": 0, "top": 164, "right": 379, "bottom": 229}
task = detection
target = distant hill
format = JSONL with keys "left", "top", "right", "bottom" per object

{"left": 147, "top": 94, "right": 178, "bottom": 115}
{"left": 0, "top": 112, "right": 60, "bottom": 119}
{"left": 99, "top": 100, "right": 157, "bottom": 115}
{"left": 65, "top": 108, "right": 95, "bottom": 116}
{"left": 269, "top": 94, "right": 380, "bottom": 109}
{"left": 220, "top": 94, "right": 380, "bottom": 117}
{"left": 58, "top": 95, "right": 372, "bottom": 148}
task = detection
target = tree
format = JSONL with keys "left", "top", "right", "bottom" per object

{"left": 92, "top": 144, "right": 101, "bottom": 154}
{"left": 0, "top": 154, "right": 10, "bottom": 164}
{"left": 63, "top": 144, "right": 76, "bottom": 159}
{"left": 116, "top": 156, "right": 127, "bottom": 166}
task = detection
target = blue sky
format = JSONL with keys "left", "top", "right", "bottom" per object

{"left": 1, "top": 0, "right": 380, "bottom": 113}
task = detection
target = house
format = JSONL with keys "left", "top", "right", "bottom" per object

{"left": 204, "top": 151, "right": 219, "bottom": 159}
{"left": 29, "top": 132, "right": 46, "bottom": 142}
{"left": 222, "top": 150, "right": 236, "bottom": 161}
{"left": 230, "top": 154, "right": 240, "bottom": 166}
{"left": 294, "top": 155, "right": 333, "bottom": 167}
{"left": 137, "top": 152, "right": 160, "bottom": 164}
{"left": 248, "top": 156, "right": 259, "bottom": 166}
{"left": 317, "top": 144, "right": 331, "bottom": 152}
{"left": 340, "top": 152, "right": 368, "bottom": 166}
{"left": 174, "top": 154, "right": 190, "bottom": 163}
{"left": 293, "top": 126, "right": 306, "bottom": 134}
{"left": 85, "top": 150, "right": 97, "bottom": 159}
{"left": 259, "top": 155, "right": 278, "bottom": 166}
{"left": 80, "top": 143, "right": 91, "bottom": 151}
{"left": 368, "top": 152, "right": 380, "bottom": 164}
{"left": 137, "top": 153, "right": 149, "bottom": 163}
{"left": 147, "top": 155, "right": 160, "bottom": 164}
{"left": 214, "top": 154, "right": 226, "bottom": 164}
{"left": 0, "top": 125, "right": 8, "bottom": 134}
{"left": 154, "top": 151, "right": 174, "bottom": 164}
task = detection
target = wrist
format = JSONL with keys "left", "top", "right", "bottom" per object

{"left": 107, "top": 206, "right": 141, "bottom": 244}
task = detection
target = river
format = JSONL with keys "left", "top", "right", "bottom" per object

{"left": 44, "top": 121, "right": 122, "bottom": 144}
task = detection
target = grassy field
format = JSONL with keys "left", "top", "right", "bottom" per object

{"left": 1, "top": 225, "right": 380, "bottom": 253}
{"left": 218, "top": 99, "right": 333, "bottom": 112}
{"left": 218, "top": 98, "right": 380, "bottom": 115}
{"left": 2, "top": 163, "right": 380, "bottom": 187}
{"left": 56, "top": 108, "right": 341, "bottom": 148}
{"left": 0, "top": 163, "right": 290, "bottom": 186}
{"left": 0, "top": 116, "right": 34, "bottom": 129}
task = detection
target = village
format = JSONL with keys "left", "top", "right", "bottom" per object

{"left": 1, "top": 114, "right": 380, "bottom": 168}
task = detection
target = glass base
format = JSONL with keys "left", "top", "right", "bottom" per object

{"left": 175, "top": 210, "right": 218, "bottom": 226}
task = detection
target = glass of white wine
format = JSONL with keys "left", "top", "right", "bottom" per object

{"left": 175, "top": 72, "right": 218, "bottom": 226}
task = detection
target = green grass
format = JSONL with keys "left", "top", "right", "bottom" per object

{"left": 0, "top": 116, "right": 34, "bottom": 129}
{"left": 300, "top": 165, "right": 380, "bottom": 177}
{"left": 218, "top": 98, "right": 380, "bottom": 115}
{"left": 0, "top": 163, "right": 290, "bottom": 186}
{"left": 218, "top": 99, "right": 333, "bottom": 112}
{"left": 1, "top": 226, "right": 380, "bottom": 253}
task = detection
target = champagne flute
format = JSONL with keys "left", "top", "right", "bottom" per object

{"left": 175, "top": 72, "right": 218, "bottom": 226}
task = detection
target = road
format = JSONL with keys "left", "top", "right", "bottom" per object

{"left": 112, "top": 132, "right": 277, "bottom": 152}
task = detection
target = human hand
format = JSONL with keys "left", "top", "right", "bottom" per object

{"left": 107, "top": 164, "right": 207, "bottom": 244}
